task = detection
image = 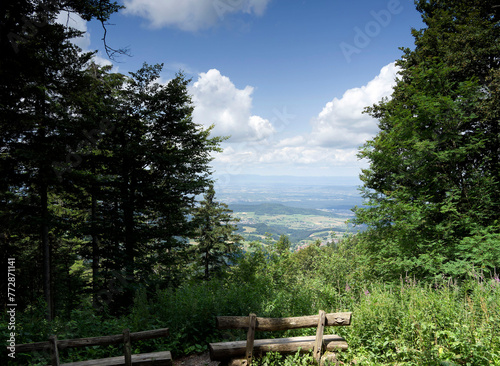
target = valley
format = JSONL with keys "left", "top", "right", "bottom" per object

{"left": 214, "top": 175, "right": 364, "bottom": 248}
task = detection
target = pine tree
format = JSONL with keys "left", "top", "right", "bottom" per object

{"left": 191, "top": 185, "right": 243, "bottom": 280}
{"left": 0, "top": 0, "right": 121, "bottom": 319}
{"left": 354, "top": 0, "right": 500, "bottom": 279}
{"left": 82, "top": 64, "right": 226, "bottom": 304}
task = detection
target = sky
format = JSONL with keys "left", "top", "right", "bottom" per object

{"left": 59, "top": 0, "right": 425, "bottom": 181}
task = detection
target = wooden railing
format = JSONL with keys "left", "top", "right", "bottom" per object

{"left": 210, "top": 311, "right": 352, "bottom": 365}
{"left": 10, "top": 328, "right": 171, "bottom": 366}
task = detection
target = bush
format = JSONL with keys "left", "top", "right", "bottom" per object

{"left": 6, "top": 239, "right": 500, "bottom": 365}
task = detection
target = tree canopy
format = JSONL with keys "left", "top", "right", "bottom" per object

{"left": 1, "top": 1, "right": 225, "bottom": 319}
{"left": 354, "top": 0, "right": 500, "bottom": 279}
{"left": 190, "top": 185, "right": 242, "bottom": 281}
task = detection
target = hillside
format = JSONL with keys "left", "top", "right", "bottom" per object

{"left": 228, "top": 202, "right": 351, "bottom": 247}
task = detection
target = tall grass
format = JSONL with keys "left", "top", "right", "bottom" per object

{"left": 337, "top": 276, "right": 500, "bottom": 365}
{"left": 5, "top": 245, "right": 500, "bottom": 365}
{"left": 135, "top": 267, "right": 500, "bottom": 364}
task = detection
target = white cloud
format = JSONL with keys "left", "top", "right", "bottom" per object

{"left": 276, "top": 135, "right": 306, "bottom": 147}
{"left": 209, "top": 63, "right": 399, "bottom": 176}
{"left": 191, "top": 69, "right": 275, "bottom": 141}
{"left": 309, "top": 62, "right": 399, "bottom": 148}
{"left": 212, "top": 141, "right": 363, "bottom": 177}
{"left": 123, "top": 0, "right": 272, "bottom": 31}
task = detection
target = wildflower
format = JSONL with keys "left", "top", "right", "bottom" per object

{"left": 345, "top": 282, "right": 351, "bottom": 292}
{"left": 364, "top": 288, "right": 370, "bottom": 296}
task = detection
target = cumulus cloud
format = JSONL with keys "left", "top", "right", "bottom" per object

{"left": 309, "top": 62, "right": 399, "bottom": 149}
{"left": 191, "top": 69, "right": 275, "bottom": 141}
{"left": 123, "top": 0, "right": 272, "bottom": 31}
{"left": 213, "top": 140, "right": 362, "bottom": 177}
{"left": 210, "top": 62, "right": 400, "bottom": 176}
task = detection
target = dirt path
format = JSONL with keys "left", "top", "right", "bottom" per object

{"left": 172, "top": 351, "right": 220, "bottom": 366}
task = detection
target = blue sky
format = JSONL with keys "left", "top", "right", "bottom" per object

{"left": 62, "top": 0, "right": 424, "bottom": 181}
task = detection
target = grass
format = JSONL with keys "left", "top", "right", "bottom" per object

{"left": 9, "top": 274, "right": 499, "bottom": 365}
{"left": 338, "top": 277, "right": 500, "bottom": 365}
{"left": 5, "top": 239, "right": 500, "bottom": 365}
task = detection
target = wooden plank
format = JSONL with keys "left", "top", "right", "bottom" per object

{"left": 129, "top": 329, "right": 170, "bottom": 343}
{"left": 209, "top": 335, "right": 348, "bottom": 361}
{"left": 14, "top": 328, "right": 170, "bottom": 352}
{"left": 59, "top": 351, "right": 172, "bottom": 366}
{"left": 50, "top": 335, "right": 60, "bottom": 366}
{"left": 123, "top": 329, "right": 132, "bottom": 366}
{"left": 216, "top": 312, "right": 351, "bottom": 331}
{"left": 245, "top": 314, "right": 257, "bottom": 365}
{"left": 313, "top": 310, "right": 326, "bottom": 363}
{"left": 13, "top": 340, "right": 52, "bottom": 353}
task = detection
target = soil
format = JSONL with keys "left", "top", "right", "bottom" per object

{"left": 173, "top": 351, "right": 221, "bottom": 366}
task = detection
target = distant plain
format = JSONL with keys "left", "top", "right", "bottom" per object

{"left": 214, "top": 175, "right": 364, "bottom": 247}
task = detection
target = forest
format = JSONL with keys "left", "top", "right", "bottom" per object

{"left": 1, "top": 0, "right": 499, "bottom": 365}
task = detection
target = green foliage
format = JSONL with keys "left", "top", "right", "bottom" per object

{"left": 254, "top": 350, "right": 315, "bottom": 366}
{"left": 354, "top": 0, "right": 500, "bottom": 279}
{"left": 339, "top": 275, "right": 500, "bottom": 365}
{"left": 274, "top": 234, "right": 292, "bottom": 256}
{"left": 7, "top": 238, "right": 500, "bottom": 364}
{"left": 190, "top": 184, "right": 243, "bottom": 280}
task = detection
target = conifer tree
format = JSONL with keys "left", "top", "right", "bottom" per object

{"left": 84, "top": 65, "right": 226, "bottom": 303}
{"left": 191, "top": 185, "right": 243, "bottom": 280}
{"left": 354, "top": 0, "right": 500, "bottom": 279}
{"left": 0, "top": 0, "right": 121, "bottom": 319}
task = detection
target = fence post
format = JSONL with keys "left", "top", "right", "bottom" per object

{"left": 123, "top": 329, "right": 132, "bottom": 366}
{"left": 245, "top": 314, "right": 257, "bottom": 365}
{"left": 313, "top": 310, "right": 326, "bottom": 364}
{"left": 49, "top": 335, "right": 60, "bottom": 366}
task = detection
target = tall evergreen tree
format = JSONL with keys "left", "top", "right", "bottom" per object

{"left": 0, "top": 0, "right": 121, "bottom": 319}
{"left": 354, "top": 0, "right": 500, "bottom": 279}
{"left": 85, "top": 64, "right": 226, "bottom": 303}
{"left": 191, "top": 185, "right": 242, "bottom": 280}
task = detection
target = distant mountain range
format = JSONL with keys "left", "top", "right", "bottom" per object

{"left": 214, "top": 174, "right": 362, "bottom": 187}
{"left": 228, "top": 203, "right": 339, "bottom": 218}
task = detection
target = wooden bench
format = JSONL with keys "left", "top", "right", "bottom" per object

{"left": 11, "top": 328, "right": 172, "bottom": 366}
{"left": 209, "top": 311, "right": 351, "bottom": 365}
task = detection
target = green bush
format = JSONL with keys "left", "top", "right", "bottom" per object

{"left": 6, "top": 240, "right": 500, "bottom": 365}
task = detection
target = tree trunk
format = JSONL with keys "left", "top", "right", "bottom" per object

{"left": 204, "top": 246, "right": 210, "bottom": 281}
{"left": 41, "top": 182, "right": 53, "bottom": 321}
{"left": 91, "top": 190, "right": 99, "bottom": 307}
